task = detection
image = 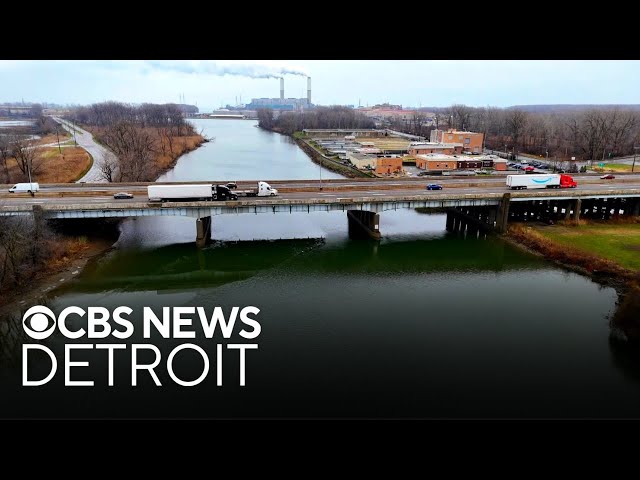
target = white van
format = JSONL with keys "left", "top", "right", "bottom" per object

{"left": 9, "top": 182, "right": 40, "bottom": 193}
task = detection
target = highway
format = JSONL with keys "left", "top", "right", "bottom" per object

{"left": 53, "top": 117, "right": 111, "bottom": 183}
{"left": 2, "top": 177, "right": 640, "bottom": 207}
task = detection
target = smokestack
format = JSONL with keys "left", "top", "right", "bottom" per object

{"left": 280, "top": 77, "right": 284, "bottom": 100}
{"left": 307, "top": 77, "right": 311, "bottom": 105}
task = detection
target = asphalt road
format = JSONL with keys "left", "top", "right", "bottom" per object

{"left": 2, "top": 179, "right": 640, "bottom": 207}
{"left": 53, "top": 117, "right": 110, "bottom": 183}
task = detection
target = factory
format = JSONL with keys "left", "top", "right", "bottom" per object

{"left": 244, "top": 77, "right": 313, "bottom": 111}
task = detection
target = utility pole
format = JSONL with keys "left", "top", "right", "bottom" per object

{"left": 55, "top": 126, "right": 61, "bottom": 154}
{"left": 319, "top": 156, "right": 323, "bottom": 191}
{"left": 633, "top": 146, "right": 639, "bottom": 173}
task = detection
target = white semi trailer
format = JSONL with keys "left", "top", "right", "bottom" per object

{"left": 506, "top": 174, "right": 577, "bottom": 190}
{"left": 147, "top": 184, "right": 238, "bottom": 202}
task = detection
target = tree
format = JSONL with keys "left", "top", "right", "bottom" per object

{"left": 99, "top": 152, "right": 120, "bottom": 182}
{"left": 0, "top": 136, "right": 11, "bottom": 182}
{"left": 257, "top": 108, "right": 275, "bottom": 129}
{"left": 9, "top": 135, "right": 41, "bottom": 178}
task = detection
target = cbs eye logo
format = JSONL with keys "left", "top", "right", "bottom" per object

{"left": 22, "top": 306, "right": 57, "bottom": 340}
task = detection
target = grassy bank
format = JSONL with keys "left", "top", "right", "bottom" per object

{"left": 4, "top": 146, "right": 91, "bottom": 183}
{"left": 524, "top": 220, "right": 640, "bottom": 271}
{"left": 507, "top": 221, "right": 640, "bottom": 280}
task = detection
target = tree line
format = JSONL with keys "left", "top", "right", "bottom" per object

{"left": 257, "top": 106, "right": 375, "bottom": 134}
{"left": 391, "top": 104, "right": 640, "bottom": 164}
{"left": 0, "top": 210, "right": 52, "bottom": 292}
{"left": 71, "top": 102, "right": 200, "bottom": 182}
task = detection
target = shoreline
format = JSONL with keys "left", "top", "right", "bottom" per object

{"left": 258, "top": 125, "right": 369, "bottom": 178}
{"left": 153, "top": 134, "right": 208, "bottom": 180}
{"left": 502, "top": 222, "right": 640, "bottom": 340}
{"left": 0, "top": 236, "right": 115, "bottom": 317}
{"left": 503, "top": 224, "right": 639, "bottom": 294}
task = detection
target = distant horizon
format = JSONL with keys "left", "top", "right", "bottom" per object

{"left": 4, "top": 99, "right": 640, "bottom": 113}
{"left": 1, "top": 60, "right": 639, "bottom": 109}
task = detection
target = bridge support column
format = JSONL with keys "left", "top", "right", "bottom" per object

{"left": 564, "top": 200, "right": 573, "bottom": 220}
{"left": 495, "top": 193, "right": 511, "bottom": 234}
{"left": 347, "top": 210, "right": 381, "bottom": 240}
{"left": 632, "top": 199, "right": 640, "bottom": 217}
{"left": 196, "top": 216, "right": 212, "bottom": 248}
{"left": 446, "top": 211, "right": 455, "bottom": 232}
{"left": 572, "top": 199, "right": 582, "bottom": 221}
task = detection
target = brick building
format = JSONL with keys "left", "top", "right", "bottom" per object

{"left": 430, "top": 129, "right": 484, "bottom": 153}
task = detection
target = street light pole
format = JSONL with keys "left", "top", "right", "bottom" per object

{"left": 633, "top": 146, "right": 639, "bottom": 173}
{"left": 319, "top": 156, "right": 323, "bottom": 191}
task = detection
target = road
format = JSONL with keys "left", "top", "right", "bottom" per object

{"left": 2, "top": 177, "right": 640, "bottom": 207}
{"left": 53, "top": 117, "right": 111, "bottom": 183}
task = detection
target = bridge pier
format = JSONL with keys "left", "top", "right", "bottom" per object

{"left": 495, "top": 193, "right": 511, "bottom": 234}
{"left": 196, "top": 216, "right": 212, "bottom": 248}
{"left": 347, "top": 209, "right": 381, "bottom": 240}
{"left": 632, "top": 199, "right": 640, "bottom": 217}
{"left": 572, "top": 199, "right": 582, "bottom": 221}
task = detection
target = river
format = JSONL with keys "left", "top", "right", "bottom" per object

{"left": 2, "top": 119, "right": 639, "bottom": 419}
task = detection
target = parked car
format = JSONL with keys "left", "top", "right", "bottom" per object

{"left": 426, "top": 184, "right": 443, "bottom": 190}
{"left": 524, "top": 166, "right": 536, "bottom": 172}
{"left": 113, "top": 192, "right": 134, "bottom": 199}
{"left": 417, "top": 171, "right": 429, "bottom": 176}
{"left": 600, "top": 174, "right": 615, "bottom": 179}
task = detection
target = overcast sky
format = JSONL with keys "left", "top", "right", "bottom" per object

{"left": 1, "top": 60, "right": 639, "bottom": 111}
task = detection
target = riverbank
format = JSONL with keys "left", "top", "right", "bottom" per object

{"left": 0, "top": 234, "right": 115, "bottom": 315}
{"left": 506, "top": 221, "right": 639, "bottom": 288}
{"left": 505, "top": 220, "right": 640, "bottom": 340}
{"left": 257, "top": 125, "right": 369, "bottom": 178}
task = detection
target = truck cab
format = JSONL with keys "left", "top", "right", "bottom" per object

{"left": 559, "top": 174, "right": 577, "bottom": 188}
{"left": 258, "top": 181, "right": 278, "bottom": 196}
{"left": 214, "top": 185, "right": 238, "bottom": 200}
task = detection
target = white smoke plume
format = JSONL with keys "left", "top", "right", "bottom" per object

{"left": 145, "top": 61, "right": 308, "bottom": 79}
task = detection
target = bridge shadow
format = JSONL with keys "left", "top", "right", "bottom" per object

{"left": 58, "top": 238, "right": 325, "bottom": 293}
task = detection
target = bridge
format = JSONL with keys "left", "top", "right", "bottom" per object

{"left": 2, "top": 178, "right": 640, "bottom": 246}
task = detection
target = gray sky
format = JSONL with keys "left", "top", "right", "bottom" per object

{"left": 1, "top": 60, "right": 639, "bottom": 111}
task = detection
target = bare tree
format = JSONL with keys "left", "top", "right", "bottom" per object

{"left": 99, "top": 152, "right": 120, "bottom": 182}
{"left": 9, "top": 136, "right": 41, "bottom": 178}
{"left": 0, "top": 136, "right": 11, "bottom": 182}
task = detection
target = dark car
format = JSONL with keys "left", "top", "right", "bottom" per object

{"left": 600, "top": 174, "right": 615, "bottom": 180}
{"left": 113, "top": 192, "right": 134, "bottom": 199}
{"left": 426, "top": 184, "right": 443, "bottom": 190}
{"left": 417, "top": 171, "right": 429, "bottom": 176}
{"left": 226, "top": 182, "right": 238, "bottom": 189}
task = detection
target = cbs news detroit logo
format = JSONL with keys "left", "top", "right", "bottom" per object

{"left": 21, "top": 305, "right": 261, "bottom": 387}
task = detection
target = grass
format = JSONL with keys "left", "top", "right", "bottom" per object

{"left": 604, "top": 163, "right": 633, "bottom": 172}
{"left": 35, "top": 132, "right": 71, "bottom": 146}
{"left": 4, "top": 147, "right": 91, "bottom": 183}
{"left": 530, "top": 221, "right": 640, "bottom": 271}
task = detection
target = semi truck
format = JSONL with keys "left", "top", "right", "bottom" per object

{"left": 506, "top": 174, "right": 577, "bottom": 190}
{"left": 147, "top": 184, "right": 237, "bottom": 202}
{"left": 235, "top": 181, "right": 278, "bottom": 197}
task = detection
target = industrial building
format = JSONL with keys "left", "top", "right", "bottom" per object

{"left": 430, "top": 129, "right": 484, "bottom": 153}
{"left": 408, "top": 142, "right": 463, "bottom": 156}
{"left": 245, "top": 77, "right": 313, "bottom": 111}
